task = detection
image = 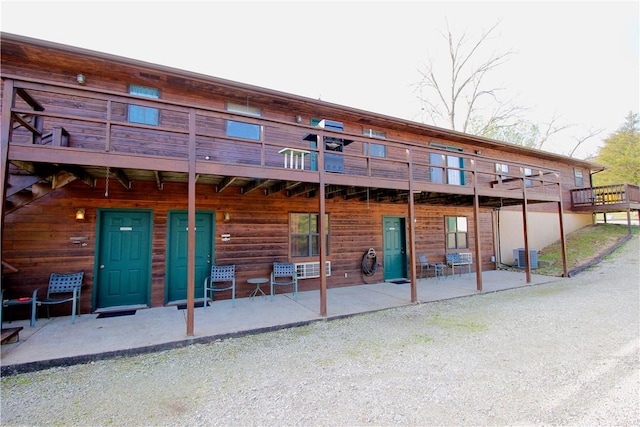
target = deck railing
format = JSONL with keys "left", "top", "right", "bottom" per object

{"left": 3, "top": 76, "right": 564, "bottom": 201}
{"left": 571, "top": 184, "right": 640, "bottom": 208}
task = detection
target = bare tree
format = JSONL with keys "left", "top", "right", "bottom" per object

{"left": 568, "top": 127, "right": 604, "bottom": 158}
{"left": 416, "top": 20, "right": 522, "bottom": 133}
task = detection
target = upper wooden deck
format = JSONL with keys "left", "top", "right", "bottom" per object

{"left": 571, "top": 184, "right": 640, "bottom": 212}
{"left": 2, "top": 76, "right": 568, "bottom": 213}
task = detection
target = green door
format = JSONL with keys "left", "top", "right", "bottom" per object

{"left": 96, "top": 210, "right": 152, "bottom": 309}
{"left": 383, "top": 216, "right": 407, "bottom": 280}
{"left": 166, "top": 211, "right": 214, "bottom": 303}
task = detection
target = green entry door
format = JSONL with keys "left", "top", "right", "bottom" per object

{"left": 96, "top": 210, "right": 152, "bottom": 309}
{"left": 383, "top": 216, "right": 407, "bottom": 280}
{"left": 166, "top": 211, "right": 214, "bottom": 303}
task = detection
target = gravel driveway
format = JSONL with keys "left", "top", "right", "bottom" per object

{"left": 2, "top": 235, "right": 638, "bottom": 426}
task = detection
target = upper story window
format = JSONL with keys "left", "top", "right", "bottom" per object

{"left": 445, "top": 216, "right": 468, "bottom": 250}
{"left": 363, "top": 128, "right": 387, "bottom": 158}
{"left": 574, "top": 168, "right": 584, "bottom": 187}
{"left": 524, "top": 167, "right": 534, "bottom": 187}
{"left": 495, "top": 163, "right": 509, "bottom": 180}
{"left": 226, "top": 102, "right": 262, "bottom": 117}
{"left": 290, "top": 213, "right": 330, "bottom": 257}
{"left": 429, "top": 143, "right": 465, "bottom": 185}
{"left": 225, "top": 102, "right": 262, "bottom": 140}
{"left": 128, "top": 84, "right": 159, "bottom": 126}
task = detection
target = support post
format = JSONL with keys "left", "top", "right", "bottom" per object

{"left": 317, "top": 130, "right": 327, "bottom": 317}
{"left": 186, "top": 108, "right": 196, "bottom": 336}
{"left": 0, "top": 80, "right": 15, "bottom": 267}
{"left": 472, "top": 162, "right": 483, "bottom": 291}
{"left": 558, "top": 199, "right": 568, "bottom": 277}
{"left": 407, "top": 148, "right": 417, "bottom": 303}
{"left": 522, "top": 174, "right": 532, "bottom": 283}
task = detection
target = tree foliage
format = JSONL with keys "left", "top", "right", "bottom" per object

{"left": 593, "top": 112, "right": 640, "bottom": 186}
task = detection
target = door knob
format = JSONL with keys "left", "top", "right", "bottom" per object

{"left": 99, "top": 265, "right": 105, "bottom": 269}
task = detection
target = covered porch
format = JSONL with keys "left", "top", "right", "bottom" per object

{"left": 1, "top": 270, "right": 564, "bottom": 374}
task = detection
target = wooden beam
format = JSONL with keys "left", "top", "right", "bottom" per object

{"left": 216, "top": 176, "right": 236, "bottom": 193}
{"left": 287, "top": 183, "right": 317, "bottom": 197}
{"left": 112, "top": 168, "right": 131, "bottom": 189}
{"left": 154, "top": 171, "right": 164, "bottom": 190}
{"left": 16, "top": 88, "right": 44, "bottom": 111}
{"left": 472, "top": 165, "right": 483, "bottom": 292}
{"left": 318, "top": 130, "right": 327, "bottom": 317}
{"left": 11, "top": 113, "right": 42, "bottom": 137}
{"left": 241, "top": 179, "right": 271, "bottom": 195}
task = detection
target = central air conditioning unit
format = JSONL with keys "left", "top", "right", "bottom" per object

{"left": 513, "top": 249, "right": 538, "bottom": 269}
{"left": 295, "top": 261, "right": 332, "bottom": 279}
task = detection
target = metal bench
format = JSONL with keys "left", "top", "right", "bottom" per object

{"left": 446, "top": 253, "right": 473, "bottom": 277}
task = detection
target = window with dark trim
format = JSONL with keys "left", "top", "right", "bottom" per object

{"left": 445, "top": 216, "right": 468, "bottom": 250}
{"left": 128, "top": 84, "right": 159, "bottom": 126}
{"left": 574, "top": 168, "right": 584, "bottom": 187}
{"left": 290, "top": 213, "right": 330, "bottom": 257}
{"left": 225, "top": 102, "right": 262, "bottom": 140}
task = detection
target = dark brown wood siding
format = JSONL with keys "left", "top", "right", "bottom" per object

{"left": 2, "top": 180, "right": 495, "bottom": 315}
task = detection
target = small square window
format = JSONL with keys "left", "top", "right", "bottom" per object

{"left": 226, "top": 102, "right": 262, "bottom": 117}
{"left": 128, "top": 84, "right": 159, "bottom": 126}
{"left": 364, "top": 142, "right": 387, "bottom": 158}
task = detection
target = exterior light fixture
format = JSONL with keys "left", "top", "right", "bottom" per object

{"left": 295, "top": 115, "right": 302, "bottom": 123}
{"left": 223, "top": 212, "right": 231, "bottom": 222}
{"left": 76, "top": 74, "right": 86, "bottom": 84}
{"left": 75, "top": 209, "right": 85, "bottom": 220}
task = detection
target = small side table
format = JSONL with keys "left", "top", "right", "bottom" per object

{"left": 431, "top": 263, "right": 446, "bottom": 280}
{"left": 248, "top": 278, "right": 268, "bottom": 300}
{"left": 2, "top": 297, "right": 36, "bottom": 327}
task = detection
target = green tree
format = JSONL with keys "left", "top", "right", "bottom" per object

{"left": 593, "top": 112, "right": 640, "bottom": 185}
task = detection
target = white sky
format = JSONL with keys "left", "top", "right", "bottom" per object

{"left": 1, "top": 0, "right": 638, "bottom": 159}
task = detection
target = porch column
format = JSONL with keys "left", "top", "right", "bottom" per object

{"left": 317, "top": 130, "right": 327, "bottom": 317}
{"left": 186, "top": 108, "right": 197, "bottom": 336}
{"left": 407, "top": 148, "right": 417, "bottom": 303}
{"left": 0, "top": 80, "right": 14, "bottom": 263}
{"left": 522, "top": 173, "right": 532, "bottom": 283}
{"left": 472, "top": 161, "right": 483, "bottom": 291}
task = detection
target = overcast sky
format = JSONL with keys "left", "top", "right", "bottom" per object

{"left": 2, "top": 1, "right": 638, "bottom": 159}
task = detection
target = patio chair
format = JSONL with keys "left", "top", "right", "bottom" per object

{"left": 204, "top": 264, "right": 236, "bottom": 307}
{"left": 418, "top": 254, "right": 430, "bottom": 278}
{"left": 270, "top": 262, "right": 298, "bottom": 301}
{"left": 32, "top": 272, "right": 84, "bottom": 325}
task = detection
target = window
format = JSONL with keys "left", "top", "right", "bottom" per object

{"left": 363, "top": 128, "right": 386, "bottom": 139}
{"left": 226, "top": 102, "right": 262, "bottom": 117}
{"left": 524, "top": 167, "right": 534, "bottom": 187}
{"left": 290, "top": 213, "right": 330, "bottom": 257}
{"left": 225, "top": 102, "right": 262, "bottom": 140}
{"left": 364, "top": 142, "right": 387, "bottom": 158}
{"left": 495, "top": 163, "right": 509, "bottom": 180}
{"left": 445, "top": 216, "right": 468, "bottom": 250}
{"left": 574, "top": 168, "right": 584, "bottom": 187}
{"left": 429, "top": 143, "right": 465, "bottom": 185}
{"left": 128, "top": 84, "right": 159, "bottom": 126}
{"left": 226, "top": 120, "right": 261, "bottom": 140}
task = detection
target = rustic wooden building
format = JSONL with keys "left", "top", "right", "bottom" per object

{"left": 2, "top": 33, "right": 638, "bottom": 334}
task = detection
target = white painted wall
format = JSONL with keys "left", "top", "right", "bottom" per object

{"left": 496, "top": 210, "right": 593, "bottom": 265}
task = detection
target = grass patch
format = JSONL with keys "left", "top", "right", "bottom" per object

{"left": 427, "top": 313, "right": 487, "bottom": 332}
{"left": 535, "top": 224, "right": 638, "bottom": 276}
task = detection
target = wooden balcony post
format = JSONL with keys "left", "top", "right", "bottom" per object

{"left": 186, "top": 108, "right": 196, "bottom": 336}
{"left": 0, "top": 80, "right": 15, "bottom": 261}
{"left": 472, "top": 161, "right": 483, "bottom": 291}
{"left": 317, "top": 130, "right": 327, "bottom": 317}
{"left": 407, "top": 148, "right": 417, "bottom": 303}
{"left": 522, "top": 172, "right": 532, "bottom": 283}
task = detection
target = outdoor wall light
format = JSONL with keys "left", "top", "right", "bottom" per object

{"left": 75, "top": 209, "right": 85, "bottom": 220}
{"left": 223, "top": 212, "right": 231, "bottom": 222}
{"left": 76, "top": 74, "right": 86, "bottom": 84}
{"left": 295, "top": 115, "right": 302, "bottom": 123}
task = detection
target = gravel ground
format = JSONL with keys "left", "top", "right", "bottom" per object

{"left": 2, "top": 235, "right": 639, "bottom": 426}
